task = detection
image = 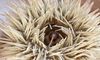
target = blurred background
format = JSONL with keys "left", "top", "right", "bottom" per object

{"left": 0, "top": 0, "right": 11, "bottom": 20}
{"left": 0, "top": 0, "right": 10, "bottom": 13}
{"left": 82, "top": 0, "right": 100, "bottom": 12}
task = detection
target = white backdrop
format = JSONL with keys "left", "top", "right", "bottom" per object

{"left": 0, "top": 0, "right": 14, "bottom": 20}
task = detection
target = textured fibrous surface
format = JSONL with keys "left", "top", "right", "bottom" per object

{"left": 0, "top": 0, "right": 100, "bottom": 60}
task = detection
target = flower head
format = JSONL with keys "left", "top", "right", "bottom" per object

{"left": 0, "top": 0, "right": 100, "bottom": 60}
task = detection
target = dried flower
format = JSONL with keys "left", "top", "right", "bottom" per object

{"left": 0, "top": 0, "right": 100, "bottom": 60}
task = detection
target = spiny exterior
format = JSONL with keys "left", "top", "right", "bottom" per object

{"left": 0, "top": 0, "right": 100, "bottom": 60}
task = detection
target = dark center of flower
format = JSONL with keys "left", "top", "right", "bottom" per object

{"left": 44, "top": 23, "right": 66, "bottom": 47}
{"left": 48, "top": 31, "right": 59, "bottom": 47}
{"left": 49, "top": 31, "right": 58, "bottom": 41}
